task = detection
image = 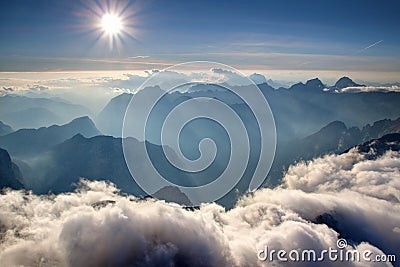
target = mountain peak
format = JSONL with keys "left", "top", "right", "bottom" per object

{"left": 305, "top": 78, "right": 324, "bottom": 89}
{"left": 66, "top": 116, "right": 101, "bottom": 136}
{"left": 111, "top": 93, "right": 133, "bottom": 103}
{"left": 320, "top": 121, "right": 347, "bottom": 131}
{"left": 0, "top": 116, "right": 101, "bottom": 157}
{"left": 70, "top": 116, "right": 91, "bottom": 123}
{"left": 334, "top": 77, "right": 362, "bottom": 89}
{"left": 249, "top": 73, "right": 267, "bottom": 85}
{"left": 289, "top": 78, "right": 324, "bottom": 91}
{"left": 153, "top": 185, "right": 193, "bottom": 206}
{"left": 69, "top": 116, "right": 97, "bottom": 127}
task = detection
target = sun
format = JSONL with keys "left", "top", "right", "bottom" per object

{"left": 101, "top": 13, "right": 122, "bottom": 35}
{"left": 76, "top": 0, "right": 139, "bottom": 50}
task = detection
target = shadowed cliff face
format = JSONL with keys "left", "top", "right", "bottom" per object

{"left": 0, "top": 147, "right": 23, "bottom": 189}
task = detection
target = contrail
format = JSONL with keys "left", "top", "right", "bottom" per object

{"left": 363, "top": 39, "right": 383, "bottom": 50}
{"left": 357, "top": 40, "right": 383, "bottom": 53}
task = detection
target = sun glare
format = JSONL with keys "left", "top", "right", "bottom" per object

{"left": 102, "top": 14, "right": 122, "bottom": 35}
{"left": 77, "top": 0, "right": 138, "bottom": 50}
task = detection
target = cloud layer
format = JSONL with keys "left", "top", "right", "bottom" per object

{"left": 340, "top": 85, "right": 400, "bottom": 93}
{"left": 0, "top": 149, "right": 399, "bottom": 266}
{"left": 284, "top": 149, "right": 400, "bottom": 203}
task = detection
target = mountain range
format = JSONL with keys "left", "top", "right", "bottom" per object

{"left": 0, "top": 75, "right": 400, "bottom": 208}
{"left": 284, "top": 117, "right": 400, "bottom": 160}
{"left": 0, "top": 95, "right": 91, "bottom": 129}
{"left": 330, "top": 76, "right": 364, "bottom": 91}
{"left": 96, "top": 77, "right": 400, "bottom": 141}
{"left": 268, "top": 117, "right": 400, "bottom": 186}
{"left": 0, "top": 116, "right": 397, "bottom": 208}
{"left": 0, "top": 116, "right": 101, "bottom": 157}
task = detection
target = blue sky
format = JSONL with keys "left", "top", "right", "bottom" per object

{"left": 0, "top": 0, "right": 399, "bottom": 80}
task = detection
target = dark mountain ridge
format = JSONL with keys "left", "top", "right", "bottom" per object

{"left": 268, "top": 117, "right": 400, "bottom": 186}
{"left": 334, "top": 76, "right": 364, "bottom": 89}
{"left": 0, "top": 147, "right": 23, "bottom": 189}
{"left": 0, "top": 116, "right": 101, "bottom": 157}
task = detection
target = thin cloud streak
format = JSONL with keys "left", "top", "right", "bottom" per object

{"left": 357, "top": 40, "right": 383, "bottom": 53}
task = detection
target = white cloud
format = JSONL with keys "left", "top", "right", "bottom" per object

{"left": 0, "top": 181, "right": 235, "bottom": 267}
{"left": 0, "top": 147, "right": 399, "bottom": 266}
{"left": 340, "top": 86, "right": 400, "bottom": 93}
{"left": 211, "top": 68, "right": 252, "bottom": 86}
{"left": 27, "top": 84, "right": 49, "bottom": 91}
{"left": 284, "top": 149, "right": 400, "bottom": 203}
{"left": 0, "top": 84, "right": 49, "bottom": 95}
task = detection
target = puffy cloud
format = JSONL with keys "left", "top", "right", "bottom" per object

{"left": 0, "top": 181, "right": 235, "bottom": 267}
{"left": 0, "top": 84, "right": 49, "bottom": 96}
{"left": 284, "top": 149, "right": 400, "bottom": 203}
{"left": 107, "top": 68, "right": 257, "bottom": 92}
{"left": 0, "top": 184, "right": 397, "bottom": 266}
{"left": 211, "top": 68, "right": 252, "bottom": 86}
{"left": 1, "top": 151, "right": 399, "bottom": 266}
{"left": 105, "top": 70, "right": 203, "bottom": 92}
{"left": 27, "top": 84, "right": 49, "bottom": 91}
{"left": 104, "top": 73, "right": 149, "bottom": 93}
{"left": 1, "top": 126, "right": 399, "bottom": 267}
{"left": 238, "top": 189, "right": 400, "bottom": 264}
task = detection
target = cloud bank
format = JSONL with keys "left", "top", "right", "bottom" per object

{"left": 340, "top": 86, "right": 400, "bottom": 93}
{"left": 284, "top": 149, "right": 400, "bottom": 203}
{"left": 0, "top": 147, "right": 399, "bottom": 266}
